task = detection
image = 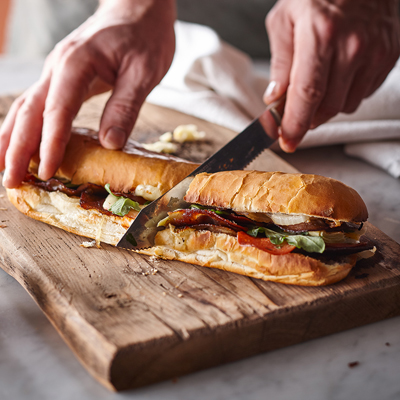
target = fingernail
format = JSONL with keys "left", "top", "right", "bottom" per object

{"left": 279, "top": 137, "right": 298, "bottom": 153}
{"left": 278, "top": 128, "right": 298, "bottom": 153}
{"left": 104, "top": 127, "right": 126, "bottom": 149}
{"left": 2, "top": 169, "right": 10, "bottom": 187}
{"left": 38, "top": 164, "right": 45, "bottom": 180}
{"left": 264, "top": 81, "right": 277, "bottom": 101}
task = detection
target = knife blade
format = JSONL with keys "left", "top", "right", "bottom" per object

{"left": 117, "top": 96, "right": 285, "bottom": 250}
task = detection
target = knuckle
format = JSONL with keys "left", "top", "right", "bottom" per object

{"left": 265, "top": 8, "right": 279, "bottom": 31}
{"left": 43, "top": 103, "right": 76, "bottom": 123}
{"left": 108, "top": 99, "right": 141, "bottom": 128}
{"left": 287, "top": 117, "right": 310, "bottom": 137}
{"left": 347, "top": 31, "right": 367, "bottom": 60}
{"left": 316, "top": 14, "right": 338, "bottom": 47}
{"left": 17, "top": 92, "right": 42, "bottom": 118}
{"left": 270, "top": 55, "right": 291, "bottom": 72}
{"left": 296, "top": 84, "right": 325, "bottom": 104}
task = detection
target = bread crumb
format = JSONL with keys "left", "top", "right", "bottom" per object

{"left": 348, "top": 361, "right": 359, "bottom": 368}
{"left": 162, "top": 291, "right": 167, "bottom": 296}
{"left": 80, "top": 240, "right": 97, "bottom": 248}
{"left": 0, "top": 224, "right": 7, "bottom": 228}
{"left": 177, "top": 294, "right": 183, "bottom": 298}
{"left": 0, "top": 207, "right": 7, "bottom": 211}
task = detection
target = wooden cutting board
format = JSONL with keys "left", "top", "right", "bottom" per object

{"left": 1, "top": 94, "right": 400, "bottom": 391}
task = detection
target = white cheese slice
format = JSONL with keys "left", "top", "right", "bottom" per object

{"left": 269, "top": 213, "right": 310, "bottom": 226}
{"left": 103, "top": 193, "right": 118, "bottom": 211}
{"left": 135, "top": 184, "right": 162, "bottom": 201}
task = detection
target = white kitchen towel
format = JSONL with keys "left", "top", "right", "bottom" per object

{"left": 148, "top": 21, "right": 400, "bottom": 178}
{"left": 344, "top": 140, "right": 400, "bottom": 179}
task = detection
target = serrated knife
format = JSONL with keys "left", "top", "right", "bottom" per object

{"left": 117, "top": 95, "right": 285, "bottom": 250}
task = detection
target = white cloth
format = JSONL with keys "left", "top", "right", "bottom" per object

{"left": 148, "top": 21, "right": 400, "bottom": 178}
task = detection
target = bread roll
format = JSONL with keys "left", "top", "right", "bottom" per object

{"left": 141, "top": 170, "right": 373, "bottom": 286}
{"left": 184, "top": 171, "right": 368, "bottom": 223}
{"left": 141, "top": 226, "right": 359, "bottom": 286}
{"left": 29, "top": 127, "right": 198, "bottom": 194}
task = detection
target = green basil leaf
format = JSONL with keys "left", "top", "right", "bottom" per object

{"left": 285, "top": 235, "right": 325, "bottom": 253}
{"left": 190, "top": 204, "right": 228, "bottom": 215}
{"left": 247, "top": 226, "right": 285, "bottom": 237}
{"left": 104, "top": 183, "right": 141, "bottom": 217}
{"left": 109, "top": 197, "right": 141, "bottom": 217}
{"left": 247, "top": 226, "right": 325, "bottom": 253}
{"left": 269, "top": 236, "right": 285, "bottom": 246}
{"left": 104, "top": 183, "right": 115, "bottom": 197}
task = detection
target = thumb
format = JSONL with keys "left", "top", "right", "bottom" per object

{"left": 98, "top": 68, "right": 148, "bottom": 150}
{"left": 263, "top": 8, "right": 294, "bottom": 104}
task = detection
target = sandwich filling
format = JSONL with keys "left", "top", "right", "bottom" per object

{"left": 157, "top": 204, "right": 374, "bottom": 257}
{"left": 23, "top": 174, "right": 150, "bottom": 219}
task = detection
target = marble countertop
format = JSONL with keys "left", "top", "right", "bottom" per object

{"left": 0, "top": 56, "right": 399, "bottom": 400}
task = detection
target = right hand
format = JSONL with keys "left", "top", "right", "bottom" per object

{"left": 264, "top": 0, "right": 400, "bottom": 152}
{"left": 0, "top": 0, "right": 176, "bottom": 188}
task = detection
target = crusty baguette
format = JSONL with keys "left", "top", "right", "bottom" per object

{"left": 7, "top": 127, "right": 199, "bottom": 245}
{"left": 184, "top": 171, "right": 368, "bottom": 223}
{"left": 29, "top": 127, "right": 198, "bottom": 194}
{"left": 141, "top": 226, "right": 358, "bottom": 286}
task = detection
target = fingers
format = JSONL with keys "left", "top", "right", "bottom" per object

{"left": 264, "top": 5, "right": 294, "bottom": 104}
{"left": 279, "top": 16, "right": 332, "bottom": 152}
{"left": 38, "top": 47, "right": 97, "bottom": 180}
{"left": 98, "top": 58, "right": 151, "bottom": 150}
{"left": 311, "top": 31, "right": 363, "bottom": 127}
{"left": 2, "top": 81, "right": 50, "bottom": 188}
{"left": 0, "top": 94, "right": 26, "bottom": 172}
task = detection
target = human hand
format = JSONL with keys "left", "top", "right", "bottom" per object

{"left": 263, "top": 0, "right": 400, "bottom": 152}
{"left": 0, "top": 0, "right": 176, "bottom": 188}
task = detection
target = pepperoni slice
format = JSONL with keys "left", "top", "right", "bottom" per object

{"left": 166, "top": 209, "right": 247, "bottom": 232}
{"left": 237, "top": 231, "right": 296, "bottom": 255}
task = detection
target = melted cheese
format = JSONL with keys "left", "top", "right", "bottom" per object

{"left": 103, "top": 193, "right": 118, "bottom": 211}
{"left": 269, "top": 213, "right": 310, "bottom": 226}
{"left": 134, "top": 184, "right": 162, "bottom": 201}
{"left": 142, "top": 141, "right": 178, "bottom": 154}
{"left": 173, "top": 124, "right": 206, "bottom": 143}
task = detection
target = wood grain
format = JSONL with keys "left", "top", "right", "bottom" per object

{"left": 0, "top": 93, "right": 400, "bottom": 391}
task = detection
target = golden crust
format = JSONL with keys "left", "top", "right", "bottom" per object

{"left": 184, "top": 171, "right": 368, "bottom": 223}
{"left": 141, "top": 226, "right": 357, "bottom": 286}
{"left": 6, "top": 185, "right": 132, "bottom": 245}
{"left": 29, "top": 127, "right": 199, "bottom": 194}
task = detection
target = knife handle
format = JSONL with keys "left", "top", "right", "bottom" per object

{"left": 260, "top": 93, "right": 286, "bottom": 139}
{"left": 268, "top": 93, "right": 286, "bottom": 126}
